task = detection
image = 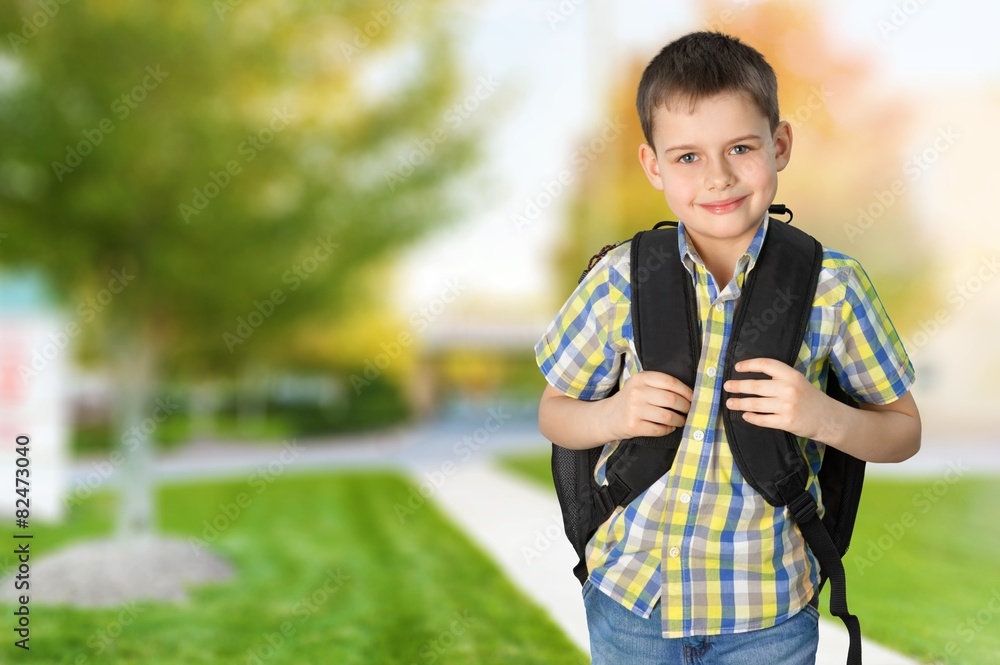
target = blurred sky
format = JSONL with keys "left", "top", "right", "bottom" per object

{"left": 390, "top": 0, "right": 1000, "bottom": 320}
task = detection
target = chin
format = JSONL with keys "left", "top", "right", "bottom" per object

{"left": 691, "top": 212, "right": 757, "bottom": 228}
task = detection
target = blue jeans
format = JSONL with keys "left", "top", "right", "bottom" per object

{"left": 582, "top": 579, "right": 819, "bottom": 665}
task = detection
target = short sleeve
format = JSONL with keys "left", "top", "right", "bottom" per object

{"left": 829, "top": 257, "right": 915, "bottom": 405}
{"left": 534, "top": 245, "right": 630, "bottom": 401}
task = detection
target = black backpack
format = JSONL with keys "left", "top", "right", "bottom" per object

{"left": 551, "top": 206, "right": 866, "bottom": 665}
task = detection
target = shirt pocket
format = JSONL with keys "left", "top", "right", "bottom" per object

{"left": 796, "top": 300, "right": 840, "bottom": 374}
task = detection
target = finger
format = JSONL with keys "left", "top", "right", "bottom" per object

{"left": 639, "top": 371, "right": 695, "bottom": 401}
{"left": 740, "top": 411, "right": 781, "bottom": 429}
{"left": 733, "top": 357, "right": 791, "bottom": 379}
{"left": 641, "top": 404, "right": 687, "bottom": 429}
{"left": 633, "top": 423, "right": 677, "bottom": 438}
{"left": 641, "top": 388, "right": 692, "bottom": 415}
{"left": 726, "top": 397, "right": 776, "bottom": 414}
{"left": 622, "top": 407, "right": 678, "bottom": 438}
{"left": 723, "top": 378, "right": 780, "bottom": 398}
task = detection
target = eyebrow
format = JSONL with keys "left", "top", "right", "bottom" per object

{"left": 663, "top": 134, "right": 764, "bottom": 153}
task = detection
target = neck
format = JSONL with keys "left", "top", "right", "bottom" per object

{"left": 683, "top": 218, "right": 764, "bottom": 288}
{"left": 706, "top": 258, "right": 735, "bottom": 289}
{"left": 686, "top": 237, "right": 743, "bottom": 287}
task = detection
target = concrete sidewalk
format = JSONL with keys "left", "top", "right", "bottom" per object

{"left": 67, "top": 414, "right": 1000, "bottom": 490}
{"left": 422, "top": 460, "right": 919, "bottom": 665}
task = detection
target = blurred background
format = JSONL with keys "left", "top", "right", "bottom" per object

{"left": 0, "top": 1, "right": 998, "bottom": 663}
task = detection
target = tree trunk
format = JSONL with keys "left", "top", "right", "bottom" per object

{"left": 237, "top": 364, "right": 267, "bottom": 435}
{"left": 111, "top": 332, "right": 157, "bottom": 538}
{"left": 189, "top": 380, "right": 219, "bottom": 439}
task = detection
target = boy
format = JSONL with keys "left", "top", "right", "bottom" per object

{"left": 534, "top": 31, "right": 920, "bottom": 664}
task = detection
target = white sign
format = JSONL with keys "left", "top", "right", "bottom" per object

{"left": 0, "top": 311, "right": 70, "bottom": 522}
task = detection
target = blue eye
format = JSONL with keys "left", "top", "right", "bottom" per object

{"left": 731, "top": 145, "right": 750, "bottom": 155}
{"left": 678, "top": 153, "right": 697, "bottom": 164}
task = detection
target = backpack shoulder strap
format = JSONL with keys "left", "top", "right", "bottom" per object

{"left": 631, "top": 223, "right": 701, "bottom": 399}
{"left": 583, "top": 225, "right": 700, "bottom": 531}
{"left": 722, "top": 217, "right": 822, "bottom": 504}
{"left": 721, "top": 218, "right": 863, "bottom": 665}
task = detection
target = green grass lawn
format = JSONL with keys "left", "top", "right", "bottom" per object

{"left": 499, "top": 452, "right": 1000, "bottom": 665}
{"left": 0, "top": 470, "right": 588, "bottom": 665}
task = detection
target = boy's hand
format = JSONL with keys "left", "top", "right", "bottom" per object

{"left": 607, "top": 371, "right": 693, "bottom": 441}
{"left": 723, "top": 358, "right": 835, "bottom": 441}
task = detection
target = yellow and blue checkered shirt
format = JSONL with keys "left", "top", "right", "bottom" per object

{"left": 535, "top": 216, "right": 915, "bottom": 638}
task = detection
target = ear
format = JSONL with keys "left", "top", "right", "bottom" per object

{"left": 773, "top": 120, "right": 792, "bottom": 172}
{"left": 638, "top": 142, "right": 664, "bottom": 191}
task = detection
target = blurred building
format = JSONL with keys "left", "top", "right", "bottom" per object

{"left": 411, "top": 317, "right": 545, "bottom": 421}
{"left": 0, "top": 272, "right": 70, "bottom": 521}
{"left": 902, "top": 90, "right": 1000, "bottom": 438}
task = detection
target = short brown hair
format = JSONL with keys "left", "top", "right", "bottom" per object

{"left": 636, "top": 31, "right": 779, "bottom": 150}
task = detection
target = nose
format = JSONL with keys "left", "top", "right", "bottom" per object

{"left": 704, "top": 157, "right": 735, "bottom": 191}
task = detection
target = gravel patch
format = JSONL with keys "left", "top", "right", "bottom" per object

{"left": 0, "top": 534, "right": 235, "bottom": 608}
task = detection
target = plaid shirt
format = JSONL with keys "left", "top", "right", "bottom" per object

{"left": 535, "top": 215, "right": 915, "bottom": 637}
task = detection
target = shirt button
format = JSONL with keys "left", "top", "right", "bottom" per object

{"left": 715, "top": 303, "right": 725, "bottom": 312}
{"left": 693, "top": 430, "right": 704, "bottom": 441}
{"left": 680, "top": 493, "right": 691, "bottom": 504}
{"left": 668, "top": 546, "right": 680, "bottom": 558}
{"left": 706, "top": 366, "right": 717, "bottom": 377}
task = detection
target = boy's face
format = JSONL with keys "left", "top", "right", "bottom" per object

{"left": 638, "top": 91, "right": 792, "bottom": 257}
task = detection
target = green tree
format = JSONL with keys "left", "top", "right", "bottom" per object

{"left": 0, "top": 2, "right": 481, "bottom": 536}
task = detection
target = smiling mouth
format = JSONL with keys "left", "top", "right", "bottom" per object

{"left": 698, "top": 195, "right": 748, "bottom": 214}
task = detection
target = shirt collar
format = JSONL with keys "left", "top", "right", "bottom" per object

{"left": 677, "top": 212, "right": 769, "bottom": 284}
